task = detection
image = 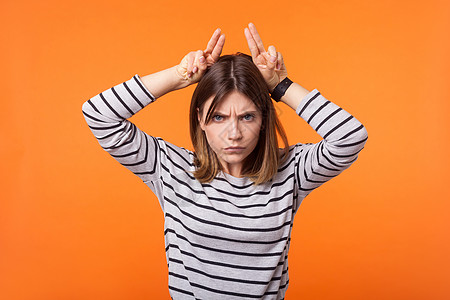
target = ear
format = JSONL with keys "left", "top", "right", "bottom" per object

{"left": 197, "top": 108, "right": 205, "bottom": 131}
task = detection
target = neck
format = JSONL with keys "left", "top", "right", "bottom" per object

{"left": 221, "top": 164, "right": 243, "bottom": 178}
{"left": 223, "top": 168, "right": 242, "bottom": 178}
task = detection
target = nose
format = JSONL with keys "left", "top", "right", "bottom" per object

{"left": 227, "top": 119, "right": 243, "bottom": 141}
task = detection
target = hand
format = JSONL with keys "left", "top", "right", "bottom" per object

{"left": 244, "top": 23, "right": 288, "bottom": 92}
{"left": 176, "top": 28, "right": 226, "bottom": 87}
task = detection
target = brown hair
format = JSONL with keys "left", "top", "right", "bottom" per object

{"left": 189, "top": 53, "right": 289, "bottom": 185}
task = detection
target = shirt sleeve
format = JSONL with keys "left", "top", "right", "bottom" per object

{"left": 81, "top": 74, "right": 164, "bottom": 192}
{"left": 292, "top": 89, "right": 368, "bottom": 211}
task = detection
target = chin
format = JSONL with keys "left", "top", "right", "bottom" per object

{"left": 220, "top": 154, "right": 246, "bottom": 164}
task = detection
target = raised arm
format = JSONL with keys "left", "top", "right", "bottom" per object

{"left": 244, "top": 22, "right": 309, "bottom": 109}
{"left": 81, "top": 29, "right": 225, "bottom": 190}
{"left": 244, "top": 23, "right": 368, "bottom": 203}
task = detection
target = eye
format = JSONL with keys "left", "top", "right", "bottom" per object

{"left": 242, "top": 114, "right": 255, "bottom": 121}
{"left": 212, "top": 115, "right": 224, "bottom": 122}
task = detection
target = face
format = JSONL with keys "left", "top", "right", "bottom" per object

{"left": 198, "top": 90, "right": 262, "bottom": 176}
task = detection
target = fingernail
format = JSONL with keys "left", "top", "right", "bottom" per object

{"left": 199, "top": 56, "right": 205, "bottom": 63}
{"left": 270, "top": 55, "right": 277, "bottom": 63}
{"left": 193, "top": 66, "right": 198, "bottom": 73}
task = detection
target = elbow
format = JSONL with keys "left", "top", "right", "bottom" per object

{"left": 355, "top": 124, "right": 368, "bottom": 148}
{"left": 81, "top": 100, "right": 97, "bottom": 127}
{"left": 81, "top": 100, "right": 91, "bottom": 115}
{"left": 359, "top": 124, "right": 369, "bottom": 147}
{"left": 81, "top": 101, "right": 92, "bottom": 122}
{"left": 348, "top": 123, "right": 369, "bottom": 148}
{"left": 329, "top": 124, "right": 368, "bottom": 165}
{"left": 350, "top": 124, "right": 368, "bottom": 155}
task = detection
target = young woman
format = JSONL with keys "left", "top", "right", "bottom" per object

{"left": 82, "top": 23, "right": 368, "bottom": 299}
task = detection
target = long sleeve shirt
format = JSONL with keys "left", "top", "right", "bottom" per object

{"left": 82, "top": 74, "right": 368, "bottom": 299}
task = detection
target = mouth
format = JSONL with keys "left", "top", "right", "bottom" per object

{"left": 224, "top": 146, "right": 245, "bottom": 152}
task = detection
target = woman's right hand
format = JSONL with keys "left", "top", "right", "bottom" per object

{"left": 175, "top": 28, "right": 226, "bottom": 87}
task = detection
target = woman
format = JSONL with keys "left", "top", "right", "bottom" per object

{"left": 82, "top": 23, "right": 368, "bottom": 299}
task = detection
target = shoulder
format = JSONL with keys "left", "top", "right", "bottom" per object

{"left": 277, "top": 143, "right": 315, "bottom": 171}
{"left": 153, "top": 137, "right": 195, "bottom": 166}
{"left": 285, "top": 143, "right": 314, "bottom": 159}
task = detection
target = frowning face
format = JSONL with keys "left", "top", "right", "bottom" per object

{"left": 198, "top": 91, "right": 262, "bottom": 177}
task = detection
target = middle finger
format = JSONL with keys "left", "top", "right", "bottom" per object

{"left": 244, "top": 27, "right": 259, "bottom": 58}
{"left": 209, "top": 33, "right": 225, "bottom": 62}
{"left": 204, "top": 28, "right": 221, "bottom": 54}
{"left": 248, "top": 23, "right": 266, "bottom": 54}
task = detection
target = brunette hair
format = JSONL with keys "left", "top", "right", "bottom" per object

{"left": 189, "top": 53, "right": 289, "bottom": 184}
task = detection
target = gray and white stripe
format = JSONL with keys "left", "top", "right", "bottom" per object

{"left": 82, "top": 74, "right": 368, "bottom": 299}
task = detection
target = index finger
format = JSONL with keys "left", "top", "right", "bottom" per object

{"left": 244, "top": 27, "right": 260, "bottom": 58}
{"left": 209, "top": 33, "right": 225, "bottom": 62}
{"left": 204, "top": 28, "right": 222, "bottom": 54}
{"left": 248, "top": 23, "right": 266, "bottom": 54}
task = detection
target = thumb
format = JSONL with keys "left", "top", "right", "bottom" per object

{"left": 267, "top": 45, "right": 278, "bottom": 70}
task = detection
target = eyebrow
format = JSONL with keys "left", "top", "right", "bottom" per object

{"left": 213, "top": 110, "right": 260, "bottom": 117}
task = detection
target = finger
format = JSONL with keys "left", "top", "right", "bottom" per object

{"left": 209, "top": 33, "right": 225, "bottom": 63}
{"left": 204, "top": 28, "right": 221, "bottom": 54}
{"left": 267, "top": 45, "right": 278, "bottom": 70}
{"left": 193, "top": 50, "right": 204, "bottom": 74}
{"left": 193, "top": 50, "right": 206, "bottom": 73}
{"left": 276, "top": 51, "right": 284, "bottom": 70}
{"left": 248, "top": 23, "right": 265, "bottom": 54}
{"left": 186, "top": 52, "right": 195, "bottom": 77}
{"left": 198, "top": 54, "right": 207, "bottom": 71}
{"left": 244, "top": 27, "right": 260, "bottom": 59}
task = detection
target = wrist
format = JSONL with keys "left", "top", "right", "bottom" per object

{"left": 172, "top": 65, "right": 191, "bottom": 90}
{"left": 141, "top": 66, "right": 187, "bottom": 99}
{"left": 268, "top": 75, "right": 287, "bottom": 93}
{"left": 270, "top": 77, "right": 293, "bottom": 102}
{"left": 279, "top": 82, "right": 311, "bottom": 110}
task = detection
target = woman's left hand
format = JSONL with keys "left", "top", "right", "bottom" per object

{"left": 244, "top": 23, "right": 288, "bottom": 92}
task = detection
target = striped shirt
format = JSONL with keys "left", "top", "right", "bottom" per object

{"left": 82, "top": 74, "right": 368, "bottom": 299}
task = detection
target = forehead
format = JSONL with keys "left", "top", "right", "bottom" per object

{"left": 205, "top": 90, "right": 258, "bottom": 113}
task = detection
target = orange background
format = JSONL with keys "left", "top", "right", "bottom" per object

{"left": 1, "top": 0, "right": 449, "bottom": 299}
